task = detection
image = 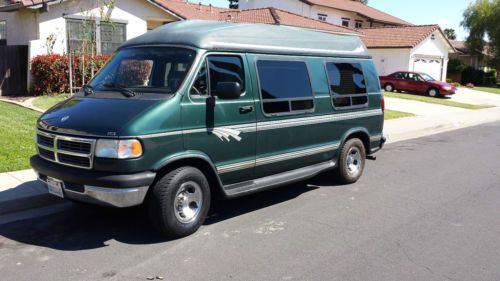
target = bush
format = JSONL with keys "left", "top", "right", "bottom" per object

{"left": 453, "top": 82, "right": 461, "bottom": 87}
{"left": 461, "top": 67, "right": 486, "bottom": 85}
{"left": 448, "top": 58, "right": 466, "bottom": 73}
{"left": 31, "top": 54, "right": 110, "bottom": 95}
{"left": 446, "top": 78, "right": 453, "bottom": 83}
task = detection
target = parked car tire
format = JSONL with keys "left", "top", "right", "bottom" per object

{"left": 335, "top": 138, "right": 366, "bottom": 184}
{"left": 384, "top": 83, "right": 395, "bottom": 92}
{"left": 147, "top": 166, "right": 211, "bottom": 238}
{"left": 427, "top": 87, "right": 439, "bottom": 97}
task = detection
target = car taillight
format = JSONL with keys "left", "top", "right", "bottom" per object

{"left": 381, "top": 94, "right": 385, "bottom": 112}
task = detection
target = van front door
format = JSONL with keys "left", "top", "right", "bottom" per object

{"left": 181, "top": 54, "right": 256, "bottom": 185}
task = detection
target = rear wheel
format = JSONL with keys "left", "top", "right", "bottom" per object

{"left": 335, "top": 138, "right": 366, "bottom": 184}
{"left": 147, "top": 166, "right": 211, "bottom": 238}
{"left": 427, "top": 87, "right": 439, "bottom": 97}
{"left": 384, "top": 83, "right": 394, "bottom": 92}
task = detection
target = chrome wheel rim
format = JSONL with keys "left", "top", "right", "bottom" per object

{"left": 386, "top": 85, "right": 393, "bottom": 92}
{"left": 429, "top": 89, "right": 437, "bottom": 97}
{"left": 174, "top": 181, "right": 203, "bottom": 223}
{"left": 346, "top": 147, "right": 362, "bottom": 175}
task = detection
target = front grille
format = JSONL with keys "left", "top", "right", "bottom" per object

{"left": 59, "top": 154, "right": 91, "bottom": 168}
{"left": 58, "top": 139, "right": 92, "bottom": 154}
{"left": 36, "top": 130, "right": 95, "bottom": 169}
{"left": 38, "top": 147, "right": 55, "bottom": 160}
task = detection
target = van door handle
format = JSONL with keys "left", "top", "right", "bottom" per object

{"left": 239, "top": 106, "right": 254, "bottom": 114}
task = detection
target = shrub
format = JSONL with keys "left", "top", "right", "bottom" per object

{"left": 453, "top": 82, "right": 461, "bottom": 87}
{"left": 446, "top": 78, "right": 453, "bottom": 83}
{"left": 461, "top": 67, "right": 485, "bottom": 85}
{"left": 447, "top": 58, "right": 466, "bottom": 74}
{"left": 31, "top": 54, "right": 110, "bottom": 95}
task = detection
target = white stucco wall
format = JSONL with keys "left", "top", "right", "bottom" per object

{"left": 368, "top": 48, "right": 412, "bottom": 77}
{"left": 410, "top": 31, "right": 450, "bottom": 81}
{"left": 0, "top": 9, "right": 38, "bottom": 45}
{"left": 30, "top": 0, "right": 175, "bottom": 58}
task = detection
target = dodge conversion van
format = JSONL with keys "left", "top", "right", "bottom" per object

{"left": 31, "top": 20, "right": 385, "bottom": 237}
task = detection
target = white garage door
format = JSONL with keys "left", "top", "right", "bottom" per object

{"left": 413, "top": 58, "right": 442, "bottom": 81}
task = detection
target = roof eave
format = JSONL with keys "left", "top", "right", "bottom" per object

{"left": 0, "top": 3, "right": 23, "bottom": 12}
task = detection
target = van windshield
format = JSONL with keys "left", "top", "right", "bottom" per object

{"left": 89, "top": 47, "right": 196, "bottom": 95}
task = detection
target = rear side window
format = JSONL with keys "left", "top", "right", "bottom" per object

{"left": 257, "top": 60, "right": 314, "bottom": 115}
{"left": 326, "top": 62, "right": 368, "bottom": 109}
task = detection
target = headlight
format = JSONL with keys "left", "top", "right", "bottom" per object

{"left": 442, "top": 86, "right": 452, "bottom": 91}
{"left": 95, "top": 139, "right": 143, "bottom": 159}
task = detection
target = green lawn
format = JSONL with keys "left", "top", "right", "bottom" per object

{"left": 0, "top": 102, "right": 40, "bottom": 172}
{"left": 32, "top": 94, "right": 69, "bottom": 111}
{"left": 384, "top": 110, "right": 415, "bottom": 120}
{"left": 384, "top": 91, "right": 487, "bottom": 110}
{"left": 472, "top": 86, "right": 500, "bottom": 95}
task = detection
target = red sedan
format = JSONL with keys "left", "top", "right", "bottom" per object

{"left": 379, "top": 71, "right": 457, "bottom": 97}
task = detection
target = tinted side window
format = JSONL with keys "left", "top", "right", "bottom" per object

{"left": 190, "top": 55, "right": 244, "bottom": 97}
{"left": 326, "top": 62, "right": 368, "bottom": 108}
{"left": 257, "top": 60, "right": 313, "bottom": 115}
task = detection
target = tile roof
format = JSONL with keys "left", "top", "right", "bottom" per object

{"left": 150, "top": 0, "right": 230, "bottom": 21}
{"left": 219, "top": 7, "right": 359, "bottom": 34}
{"left": 299, "top": 0, "right": 411, "bottom": 25}
{"left": 360, "top": 25, "right": 444, "bottom": 48}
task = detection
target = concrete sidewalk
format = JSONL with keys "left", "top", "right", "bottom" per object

{"left": 450, "top": 88, "right": 500, "bottom": 107}
{"left": 1, "top": 105, "right": 500, "bottom": 216}
{"left": 0, "top": 169, "right": 62, "bottom": 215}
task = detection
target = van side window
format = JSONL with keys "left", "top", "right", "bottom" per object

{"left": 326, "top": 62, "right": 368, "bottom": 108}
{"left": 190, "top": 55, "right": 245, "bottom": 97}
{"left": 257, "top": 60, "right": 314, "bottom": 115}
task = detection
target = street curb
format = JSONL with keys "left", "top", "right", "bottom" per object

{"left": 0, "top": 193, "right": 64, "bottom": 216}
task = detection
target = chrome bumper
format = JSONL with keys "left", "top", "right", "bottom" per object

{"left": 39, "top": 178, "right": 149, "bottom": 208}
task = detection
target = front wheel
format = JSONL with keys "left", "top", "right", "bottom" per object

{"left": 384, "top": 84, "right": 394, "bottom": 92}
{"left": 335, "top": 138, "right": 366, "bottom": 184}
{"left": 427, "top": 88, "right": 439, "bottom": 97}
{"left": 147, "top": 166, "right": 211, "bottom": 238}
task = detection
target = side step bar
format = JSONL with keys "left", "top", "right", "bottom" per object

{"left": 223, "top": 160, "right": 336, "bottom": 198}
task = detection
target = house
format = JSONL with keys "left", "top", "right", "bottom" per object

{"left": 361, "top": 25, "right": 456, "bottom": 81}
{"left": 238, "top": 0, "right": 411, "bottom": 28}
{"left": 450, "top": 40, "right": 490, "bottom": 70}
{"left": 238, "top": 0, "right": 455, "bottom": 82}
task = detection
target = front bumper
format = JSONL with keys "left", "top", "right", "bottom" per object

{"left": 31, "top": 155, "right": 156, "bottom": 207}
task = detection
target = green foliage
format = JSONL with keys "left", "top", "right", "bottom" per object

{"left": 461, "top": 66, "right": 486, "bottom": 85}
{"left": 448, "top": 58, "right": 466, "bottom": 73}
{"left": 444, "top": 28, "right": 457, "bottom": 40}
{"left": 461, "top": 0, "right": 500, "bottom": 67}
{"left": 384, "top": 110, "right": 414, "bottom": 120}
{"left": 384, "top": 91, "right": 487, "bottom": 110}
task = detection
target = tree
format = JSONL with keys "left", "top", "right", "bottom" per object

{"left": 461, "top": 0, "right": 500, "bottom": 67}
{"left": 444, "top": 28, "right": 457, "bottom": 40}
{"left": 228, "top": 0, "right": 238, "bottom": 9}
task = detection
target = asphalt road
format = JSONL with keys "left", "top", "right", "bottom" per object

{"left": 1, "top": 122, "right": 500, "bottom": 281}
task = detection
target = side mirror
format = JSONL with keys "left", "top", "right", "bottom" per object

{"left": 214, "top": 82, "right": 241, "bottom": 100}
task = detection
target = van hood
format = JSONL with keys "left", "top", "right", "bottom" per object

{"left": 37, "top": 96, "right": 164, "bottom": 137}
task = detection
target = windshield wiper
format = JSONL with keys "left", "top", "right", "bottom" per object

{"left": 83, "top": 85, "right": 94, "bottom": 96}
{"left": 102, "top": 83, "right": 137, "bottom": 98}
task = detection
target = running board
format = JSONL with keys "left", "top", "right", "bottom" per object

{"left": 223, "top": 160, "right": 336, "bottom": 198}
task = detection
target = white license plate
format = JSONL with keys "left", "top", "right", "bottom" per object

{"left": 47, "top": 177, "right": 64, "bottom": 198}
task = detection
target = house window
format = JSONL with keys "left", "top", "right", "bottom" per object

{"left": 190, "top": 55, "right": 245, "bottom": 97}
{"left": 257, "top": 60, "right": 314, "bottom": 115}
{"left": 325, "top": 62, "right": 368, "bottom": 108}
{"left": 318, "top": 13, "right": 328, "bottom": 21}
{"left": 342, "top": 18, "right": 350, "bottom": 27}
{"left": 67, "top": 19, "right": 126, "bottom": 55}
{"left": 355, "top": 20, "right": 363, "bottom": 28}
{"left": 0, "top": 21, "right": 6, "bottom": 40}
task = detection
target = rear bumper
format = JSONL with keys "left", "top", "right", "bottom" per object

{"left": 31, "top": 155, "right": 156, "bottom": 207}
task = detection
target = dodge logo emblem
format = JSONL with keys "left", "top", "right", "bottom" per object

{"left": 61, "top": 116, "right": 70, "bottom": 122}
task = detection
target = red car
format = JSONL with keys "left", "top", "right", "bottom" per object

{"left": 379, "top": 71, "right": 457, "bottom": 97}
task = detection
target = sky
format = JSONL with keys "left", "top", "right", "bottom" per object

{"left": 195, "top": 0, "right": 475, "bottom": 41}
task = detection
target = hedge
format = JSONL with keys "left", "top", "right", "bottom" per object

{"left": 31, "top": 54, "right": 110, "bottom": 95}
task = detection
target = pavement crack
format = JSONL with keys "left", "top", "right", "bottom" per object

{"left": 395, "top": 241, "right": 459, "bottom": 281}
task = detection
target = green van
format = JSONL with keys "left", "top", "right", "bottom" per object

{"left": 31, "top": 20, "right": 385, "bottom": 237}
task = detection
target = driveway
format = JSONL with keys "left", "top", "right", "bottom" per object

{"left": 448, "top": 87, "right": 500, "bottom": 107}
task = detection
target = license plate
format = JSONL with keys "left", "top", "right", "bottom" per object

{"left": 47, "top": 177, "right": 64, "bottom": 198}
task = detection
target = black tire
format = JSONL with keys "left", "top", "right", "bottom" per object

{"left": 335, "top": 138, "right": 366, "bottom": 184}
{"left": 147, "top": 166, "right": 211, "bottom": 238}
{"left": 384, "top": 83, "right": 395, "bottom": 92}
